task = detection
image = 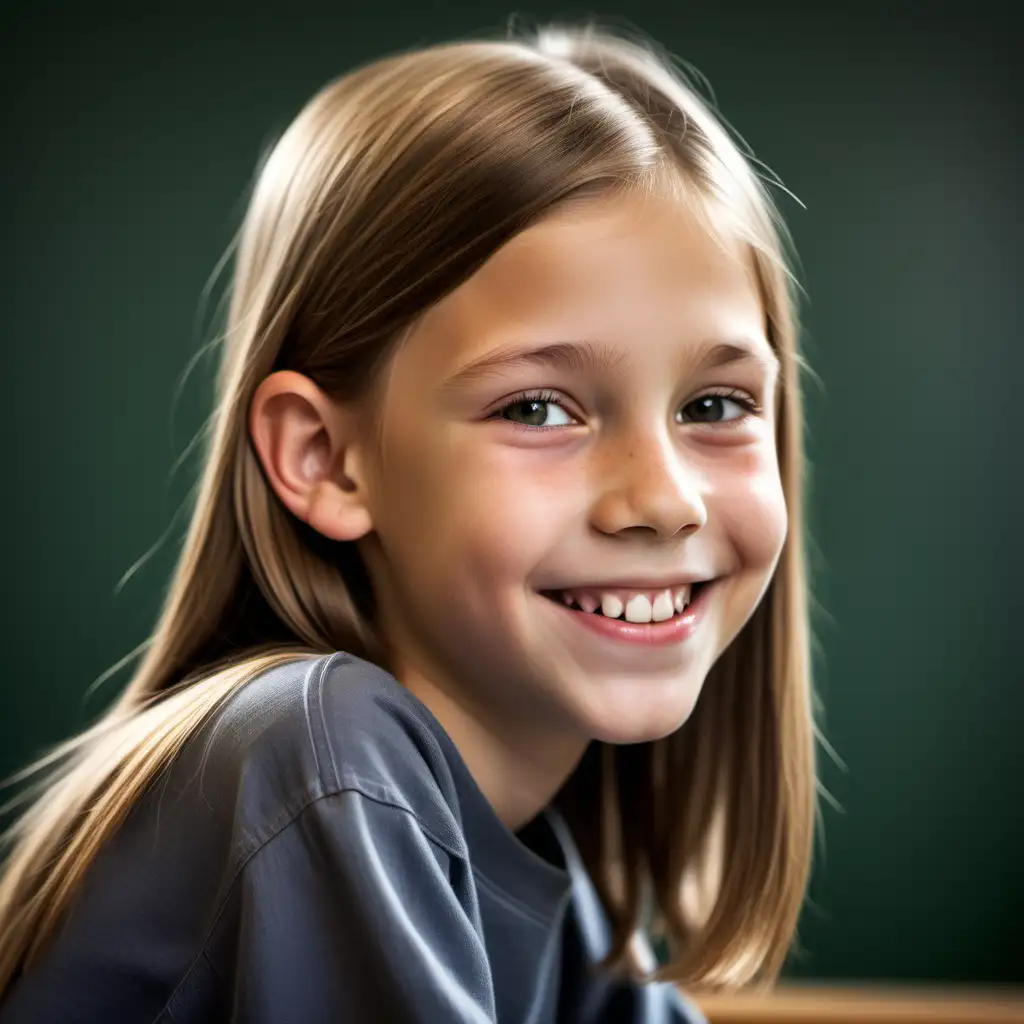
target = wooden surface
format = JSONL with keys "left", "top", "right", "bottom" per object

{"left": 696, "top": 984, "right": 1024, "bottom": 1023}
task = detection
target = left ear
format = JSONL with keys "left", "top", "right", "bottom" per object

{"left": 248, "top": 370, "right": 374, "bottom": 542}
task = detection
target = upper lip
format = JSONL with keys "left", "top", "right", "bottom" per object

{"left": 544, "top": 575, "right": 713, "bottom": 590}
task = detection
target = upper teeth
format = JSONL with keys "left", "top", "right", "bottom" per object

{"left": 559, "top": 586, "right": 692, "bottom": 623}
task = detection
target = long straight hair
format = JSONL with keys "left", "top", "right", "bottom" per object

{"left": 0, "top": 24, "right": 815, "bottom": 994}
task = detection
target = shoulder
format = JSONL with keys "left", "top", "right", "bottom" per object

{"left": 0, "top": 657, "right": 476, "bottom": 1023}
{"left": 190, "top": 652, "right": 465, "bottom": 857}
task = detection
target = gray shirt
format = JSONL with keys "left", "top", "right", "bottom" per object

{"left": 0, "top": 652, "right": 706, "bottom": 1023}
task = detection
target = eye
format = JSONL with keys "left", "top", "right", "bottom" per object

{"left": 493, "top": 391, "right": 577, "bottom": 429}
{"left": 677, "top": 390, "right": 759, "bottom": 425}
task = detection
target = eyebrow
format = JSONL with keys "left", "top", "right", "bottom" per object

{"left": 439, "top": 336, "right": 778, "bottom": 391}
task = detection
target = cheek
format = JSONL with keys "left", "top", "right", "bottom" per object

{"left": 453, "top": 449, "right": 582, "bottom": 584}
{"left": 375, "top": 430, "right": 573, "bottom": 585}
{"left": 713, "top": 449, "right": 788, "bottom": 571}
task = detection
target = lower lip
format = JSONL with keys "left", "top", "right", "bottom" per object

{"left": 542, "top": 583, "right": 713, "bottom": 647}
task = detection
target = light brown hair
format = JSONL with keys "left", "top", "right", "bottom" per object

{"left": 0, "top": 24, "right": 815, "bottom": 994}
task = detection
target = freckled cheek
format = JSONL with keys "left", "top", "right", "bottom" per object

{"left": 709, "top": 451, "right": 788, "bottom": 570}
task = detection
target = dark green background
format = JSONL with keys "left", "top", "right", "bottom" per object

{"left": 1, "top": 2, "right": 1020, "bottom": 985}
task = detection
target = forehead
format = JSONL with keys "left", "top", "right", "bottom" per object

{"left": 401, "top": 192, "right": 767, "bottom": 380}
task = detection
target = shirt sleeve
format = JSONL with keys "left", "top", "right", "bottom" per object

{"left": 220, "top": 789, "right": 497, "bottom": 1023}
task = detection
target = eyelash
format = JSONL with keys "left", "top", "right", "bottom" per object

{"left": 489, "top": 390, "right": 570, "bottom": 433}
{"left": 490, "top": 388, "right": 762, "bottom": 432}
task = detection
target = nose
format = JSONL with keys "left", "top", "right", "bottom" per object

{"left": 589, "top": 434, "right": 707, "bottom": 541}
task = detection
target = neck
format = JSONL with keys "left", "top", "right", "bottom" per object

{"left": 400, "top": 667, "right": 587, "bottom": 831}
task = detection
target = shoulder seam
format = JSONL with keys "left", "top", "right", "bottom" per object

{"left": 154, "top": 786, "right": 466, "bottom": 1024}
{"left": 302, "top": 651, "right": 349, "bottom": 791}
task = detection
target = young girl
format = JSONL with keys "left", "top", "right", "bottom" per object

{"left": 0, "top": 22, "right": 814, "bottom": 1023}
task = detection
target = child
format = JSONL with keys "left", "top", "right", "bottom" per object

{"left": 0, "top": 22, "right": 814, "bottom": 1023}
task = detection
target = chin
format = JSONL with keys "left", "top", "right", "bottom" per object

{"left": 575, "top": 674, "right": 706, "bottom": 746}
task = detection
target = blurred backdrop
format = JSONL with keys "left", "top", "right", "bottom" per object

{"left": 1, "top": 0, "right": 1020, "bottom": 987}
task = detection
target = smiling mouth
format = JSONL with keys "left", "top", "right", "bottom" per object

{"left": 539, "top": 582, "right": 711, "bottom": 624}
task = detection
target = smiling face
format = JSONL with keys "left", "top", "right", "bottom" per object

{"left": 356, "top": 191, "right": 787, "bottom": 750}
